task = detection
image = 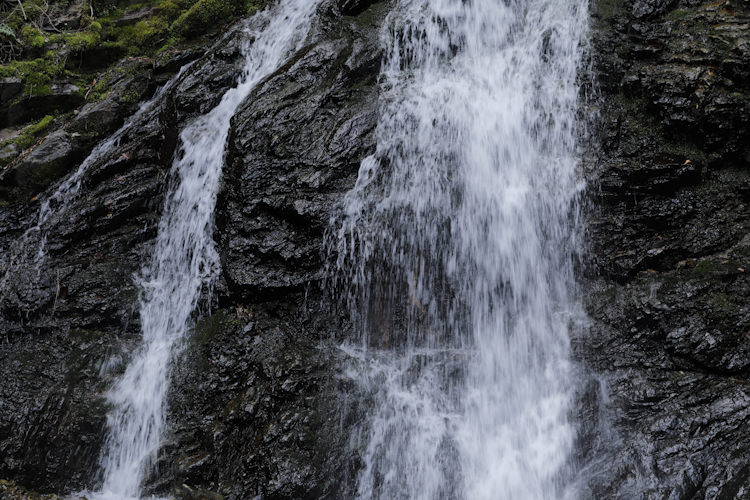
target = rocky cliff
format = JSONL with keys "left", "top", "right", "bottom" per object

{"left": 581, "top": 0, "right": 750, "bottom": 497}
{"left": 0, "top": 0, "right": 748, "bottom": 499}
{"left": 0, "top": 0, "right": 383, "bottom": 497}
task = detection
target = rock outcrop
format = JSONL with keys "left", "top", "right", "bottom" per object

{"left": 0, "top": 1, "right": 387, "bottom": 497}
{"left": 158, "top": 1, "right": 388, "bottom": 497}
{"left": 0, "top": 17, "right": 262, "bottom": 495}
{"left": 580, "top": 0, "right": 750, "bottom": 498}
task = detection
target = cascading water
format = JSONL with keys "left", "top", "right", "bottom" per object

{"left": 330, "top": 0, "right": 589, "bottom": 499}
{"left": 89, "top": 2, "right": 322, "bottom": 498}
{"left": 0, "top": 73, "right": 183, "bottom": 302}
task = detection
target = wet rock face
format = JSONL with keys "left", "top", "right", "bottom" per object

{"left": 2, "top": 0, "right": 748, "bottom": 498}
{"left": 582, "top": 0, "right": 750, "bottom": 498}
{"left": 6, "top": 84, "right": 85, "bottom": 128}
{"left": 160, "top": 3, "right": 390, "bottom": 498}
{"left": 218, "top": 6, "right": 382, "bottom": 298}
{"left": 0, "top": 1, "right": 387, "bottom": 497}
{"left": 0, "top": 24, "right": 250, "bottom": 493}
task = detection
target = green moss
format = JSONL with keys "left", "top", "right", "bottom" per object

{"left": 0, "top": 58, "right": 57, "bottom": 79}
{"left": 0, "top": 57, "right": 65, "bottom": 97}
{"left": 86, "top": 74, "right": 113, "bottom": 101}
{"left": 0, "top": 115, "right": 54, "bottom": 170}
{"left": 67, "top": 31, "right": 101, "bottom": 52}
{"left": 171, "top": 0, "right": 250, "bottom": 36}
{"left": 154, "top": 0, "right": 190, "bottom": 19}
{"left": 156, "top": 36, "right": 179, "bottom": 54}
{"left": 134, "top": 17, "right": 169, "bottom": 45}
{"left": 0, "top": 114, "right": 55, "bottom": 170}
{"left": 4, "top": 11, "right": 24, "bottom": 33}
{"left": 0, "top": 0, "right": 267, "bottom": 177}
{"left": 120, "top": 88, "right": 141, "bottom": 103}
{"left": 15, "top": 114, "right": 54, "bottom": 150}
{"left": 708, "top": 293, "right": 735, "bottom": 313}
{"left": 21, "top": 25, "right": 46, "bottom": 49}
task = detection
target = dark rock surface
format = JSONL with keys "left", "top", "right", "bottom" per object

{"left": 0, "top": 0, "right": 748, "bottom": 498}
{"left": 0, "top": 77, "right": 23, "bottom": 106}
{"left": 9, "top": 130, "right": 79, "bottom": 192}
{"left": 0, "top": 1, "right": 387, "bottom": 498}
{"left": 580, "top": 0, "right": 750, "bottom": 498}
{"left": 159, "top": 2, "right": 389, "bottom": 498}
{"left": 0, "top": 17, "right": 252, "bottom": 494}
{"left": 0, "top": 57, "right": 154, "bottom": 203}
{"left": 6, "top": 83, "right": 85, "bottom": 127}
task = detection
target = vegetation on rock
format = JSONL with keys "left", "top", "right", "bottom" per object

{"left": 0, "top": 0, "right": 268, "bottom": 203}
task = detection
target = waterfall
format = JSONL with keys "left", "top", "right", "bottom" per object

{"left": 0, "top": 71, "right": 185, "bottom": 307}
{"left": 330, "top": 0, "right": 589, "bottom": 499}
{"left": 89, "top": 2, "right": 322, "bottom": 498}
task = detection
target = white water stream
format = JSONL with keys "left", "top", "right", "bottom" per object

{"left": 331, "top": 0, "right": 589, "bottom": 499}
{"left": 0, "top": 72, "right": 185, "bottom": 302}
{"left": 89, "top": 2, "right": 322, "bottom": 498}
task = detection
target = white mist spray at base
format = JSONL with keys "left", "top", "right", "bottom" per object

{"left": 88, "top": 2, "right": 322, "bottom": 499}
{"left": 331, "top": 0, "right": 589, "bottom": 499}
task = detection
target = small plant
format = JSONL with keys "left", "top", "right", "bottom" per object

{"left": 0, "top": 23, "right": 21, "bottom": 63}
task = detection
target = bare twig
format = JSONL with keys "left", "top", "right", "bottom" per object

{"left": 38, "top": 0, "right": 61, "bottom": 32}
{"left": 16, "top": 0, "right": 25, "bottom": 19}
{"left": 0, "top": 38, "right": 21, "bottom": 63}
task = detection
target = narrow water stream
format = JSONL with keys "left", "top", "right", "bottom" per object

{"left": 89, "top": 2, "right": 322, "bottom": 498}
{"left": 330, "top": 0, "right": 589, "bottom": 499}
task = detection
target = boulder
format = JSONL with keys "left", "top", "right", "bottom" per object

{"left": 6, "top": 130, "right": 78, "bottom": 196}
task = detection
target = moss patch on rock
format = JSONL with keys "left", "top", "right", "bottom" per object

{"left": 172, "top": 0, "right": 256, "bottom": 36}
{"left": 12, "top": 114, "right": 54, "bottom": 150}
{"left": 0, "top": 0, "right": 266, "bottom": 105}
